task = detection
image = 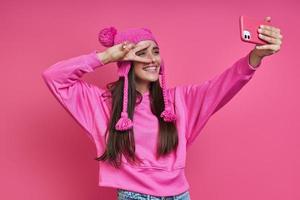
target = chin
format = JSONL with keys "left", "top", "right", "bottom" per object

{"left": 148, "top": 79, "right": 159, "bottom": 83}
{"left": 144, "top": 75, "right": 159, "bottom": 82}
{"left": 135, "top": 70, "right": 160, "bottom": 83}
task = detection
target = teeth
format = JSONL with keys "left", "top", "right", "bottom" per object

{"left": 145, "top": 67, "right": 156, "bottom": 70}
{"left": 144, "top": 65, "right": 157, "bottom": 68}
{"left": 144, "top": 68, "right": 157, "bottom": 72}
{"left": 143, "top": 65, "right": 158, "bottom": 72}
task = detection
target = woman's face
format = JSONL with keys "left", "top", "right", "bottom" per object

{"left": 132, "top": 40, "right": 161, "bottom": 85}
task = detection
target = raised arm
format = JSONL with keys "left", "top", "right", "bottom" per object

{"left": 41, "top": 50, "right": 109, "bottom": 145}
{"left": 177, "top": 51, "right": 262, "bottom": 146}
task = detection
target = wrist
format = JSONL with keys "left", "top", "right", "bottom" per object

{"left": 249, "top": 49, "right": 263, "bottom": 68}
{"left": 96, "top": 51, "right": 111, "bottom": 65}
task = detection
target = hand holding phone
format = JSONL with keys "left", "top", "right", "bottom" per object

{"left": 239, "top": 15, "right": 272, "bottom": 45}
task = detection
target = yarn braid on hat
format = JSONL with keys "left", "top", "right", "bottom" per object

{"left": 98, "top": 26, "right": 176, "bottom": 131}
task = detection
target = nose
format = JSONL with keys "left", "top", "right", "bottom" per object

{"left": 147, "top": 53, "right": 157, "bottom": 63}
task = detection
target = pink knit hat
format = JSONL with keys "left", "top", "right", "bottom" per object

{"left": 98, "top": 26, "right": 176, "bottom": 131}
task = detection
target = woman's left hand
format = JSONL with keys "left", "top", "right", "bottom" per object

{"left": 252, "top": 16, "right": 283, "bottom": 58}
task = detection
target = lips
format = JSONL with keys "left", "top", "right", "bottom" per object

{"left": 143, "top": 65, "right": 158, "bottom": 72}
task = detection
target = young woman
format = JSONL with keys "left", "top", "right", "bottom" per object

{"left": 42, "top": 17, "right": 282, "bottom": 200}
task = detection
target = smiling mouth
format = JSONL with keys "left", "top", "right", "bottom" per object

{"left": 143, "top": 65, "right": 158, "bottom": 73}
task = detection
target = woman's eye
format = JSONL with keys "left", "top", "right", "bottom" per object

{"left": 137, "top": 52, "right": 145, "bottom": 56}
{"left": 137, "top": 51, "right": 159, "bottom": 56}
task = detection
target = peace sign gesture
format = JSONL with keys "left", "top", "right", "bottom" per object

{"left": 103, "top": 41, "right": 153, "bottom": 64}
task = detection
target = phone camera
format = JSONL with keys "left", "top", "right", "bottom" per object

{"left": 243, "top": 30, "right": 251, "bottom": 40}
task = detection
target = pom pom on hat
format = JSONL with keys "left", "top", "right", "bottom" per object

{"left": 141, "top": 28, "right": 152, "bottom": 33}
{"left": 160, "top": 109, "right": 177, "bottom": 122}
{"left": 115, "top": 111, "right": 133, "bottom": 131}
{"left": 98, "top": 26, "right": 117, "bottom": 47}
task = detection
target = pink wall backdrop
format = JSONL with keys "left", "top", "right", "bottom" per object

{"left": 1, "top": 0, "right": 299, "bottom": 199}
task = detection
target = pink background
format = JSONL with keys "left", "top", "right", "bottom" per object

{"left": 1, "top": 0, "right": 299, "bottom": 199}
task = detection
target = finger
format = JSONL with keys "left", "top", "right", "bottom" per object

{"left": 125, "top": 43, "right": 136, "bottom": 51}
{"left": 131, "top": 42, "right": 151, "bottom": 54}
{"left": 256, "top": 44, "right": 279, "bottom": 51}
{"left": 258, "top": 34, "right": 281, "bottom": 45}
{"left": 264, "top": 16, "right": 271, "bottom": 22}
{"left": 260, "top": 24, "right": 280, "bottom": 34}
{"left": 120, "top": 41, "right": 128, "bottom": 51}
{"left": 258, "top": 28, "right": 282, "bottom": 40}
{"left": 121, "top": 42, "right": 135, "bottom": 52}
{"left": 121, "top": 41, "right": 128, "bottom": 49}
{"left": 122, "top": 50, "right": 152, "bottom": 63}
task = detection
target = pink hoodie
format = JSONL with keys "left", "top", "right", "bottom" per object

{"left": 42, "top": 50, "right": 260, "bottom": 196}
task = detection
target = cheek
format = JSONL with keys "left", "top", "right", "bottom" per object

{"left": 134, "top": 65, "right": 146, "bottom": 76}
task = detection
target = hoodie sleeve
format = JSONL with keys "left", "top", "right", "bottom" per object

{"left": 178, "top": 51, "right": 262, "bottom": 146}
{"left": 41, "top": 50, "right": 108, "bottom": 148}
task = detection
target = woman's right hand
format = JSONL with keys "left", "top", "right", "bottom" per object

{"left": 99, "top": 41, "right": 153, "bottom": 64}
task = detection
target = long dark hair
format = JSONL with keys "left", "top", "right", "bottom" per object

{"left": 95, "top": 62, "right": 178, "bottom": 169}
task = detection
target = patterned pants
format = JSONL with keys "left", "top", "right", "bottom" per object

{"left": 117, "top": 189, "right": 191, "bottom": 200}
